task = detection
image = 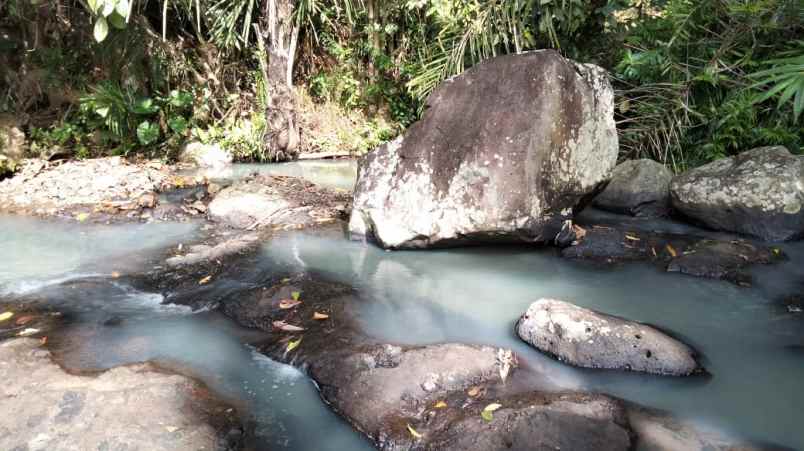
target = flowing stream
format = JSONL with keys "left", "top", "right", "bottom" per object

{"left": 2, "top": 159, "right": 804, "bottom": 450}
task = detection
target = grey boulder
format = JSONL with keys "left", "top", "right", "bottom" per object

{"left": 516, "top": 299, "right": 701, "bottom": 376}
{"left": 594, "top": 159, "right": 672, "bottom": 217}
{"left": 670, "top": 146, "right": 804, "bottom": 241}
{"left": 349, "top": 50, "right": 618, "bottom": 249}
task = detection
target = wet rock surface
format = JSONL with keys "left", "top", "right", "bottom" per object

{"left": 594, "top": 159, "right": 673, "bottom": 217}
{"left": 208, "top": 174, "right": 349, "bottom": 230}
{"left": 670, "top": 146, "right": 804, "bottom": 242}
{"left": 349, "top": 50, "right": 618, "bottom": 248}
{"left": 562, "top": 221, "right": 784, "bottom": 286}
{"left": 626, "top": 404, "right": 793, "bottom": 451}
{"left": 516, "top": 299, "right": 701, "bottom": 376}
{"left": 0, "top": 338, "right": 242, "bottom": 451}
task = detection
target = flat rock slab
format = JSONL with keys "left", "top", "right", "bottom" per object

{"left": 208, "top": 174, "right": 349, "bottom": 230}
{"left": 0, "top": 158, "right": 169, "bottom": 213}
{"left": 516, "top": 299, "right": 701, "bottom": 376}
{"left": 562, "top": 224, "right": 784, "bottom": 286}
{"left": 0, "top": 338, "right": 240, "bottom": 451}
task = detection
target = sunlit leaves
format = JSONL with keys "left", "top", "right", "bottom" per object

{"left": 94, "top": 16, "right": 110, "bottom": 42}
{"left": 136, "top": 121, "right": 160, "bottom": 145}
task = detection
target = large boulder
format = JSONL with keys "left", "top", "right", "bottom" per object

{"left": 516, "top": 299, "right": 701, "bottom": 376}
{"left": 670, "top": 146, "right": 804, "bottom": 241}
{"left": 349, "top": 50, "right": 618, "bottom": 249}
{"left": 594, "top": 159, "right": 672, "bottom": 217}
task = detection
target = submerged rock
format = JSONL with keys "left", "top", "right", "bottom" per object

{"left": 349, "top": 50, "right": 618, "bottom": 248}
{"left": 594, "top": 159, "right": 673, "bottom": 217}
{"left": 670, "top": 146, "right": 804, "bottom": 241}
{"left": 516, "top": 299, "right": 701, "bottom": 376}
{"left": 0, "top": 338, "right": 241, "bottom": 451}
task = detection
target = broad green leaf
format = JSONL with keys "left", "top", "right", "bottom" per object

{"left": 87, "top": 0, "right": 100, "bottom": 14}
{"left": 168, "top": 90, "right": 194, "bottom": 108}
{"left": 132, "top": 98, "right": 159, "bottom": 114}
{"left": 101, "top": 0, "right": 116, "bottom": 17}
{"left": 136, "top": 121, "right": 160, "bottom": 145}
{"left": 168, "top": 116, "right": 188, "bottom": 134}
{"left": 115, "top": 0, "right": 130, "bottom": 19}
{"left": 108, "top": 12, "right": 127, "bottom": 30}
{"left": 96, "top": 107, "right": 110, "bottom": 118}
{"left": 93, "top": 17, "right": 109, "bottom": 43}
{"left": 291, "top": 291, "right": 301, "bottom": 301}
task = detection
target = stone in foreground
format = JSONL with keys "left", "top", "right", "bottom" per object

{"left": 594, "top": 159, "right": 673, "bottom": 217}
{"left": 349, "top": 50, "right": 618, "bottom": 248}
{"left": 670, "top": 146, "right": 804, "bottom": 241}
{"left": 0, "top": 338, "right": 240, "bottom": 451}
{"left": 179, "top": 141, "right": 233, "bottom": 168}
{"left": 516, "top": 299, "right": 700, "bottom": 376}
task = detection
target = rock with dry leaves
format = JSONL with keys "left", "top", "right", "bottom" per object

{"left": 0, "top": 338, "right": 242, "bottom": 451}
{"left": 561, "top": 221, "right": 784, "bottom": 286}
{"left": 207, "top": 174, "right": 350, "bottom": 230}
{"left": 516, "top": 299, "right": 702, "bottom": 376}
{"left": 0, "top": 157, "right": 170, "bottom": 216}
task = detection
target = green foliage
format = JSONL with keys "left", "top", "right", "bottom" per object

{"left": 611, "top": 0, "right": 803, "bottom": 169}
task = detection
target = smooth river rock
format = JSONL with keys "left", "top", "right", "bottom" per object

{"left": 594, "top": 159, "right": 673, "bottom": 217}
{"left": 349, "top": 50, "right": 618, "bottom": 248}
{"left": 670, "top": 146, "right": 804, "bottom": 241}
{"left": 516, "top": 299, "right": 701, "bottom": 376}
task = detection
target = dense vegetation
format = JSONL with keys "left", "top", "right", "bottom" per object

{"left": 0, "top": 0, "right": 801, "bottom": 170}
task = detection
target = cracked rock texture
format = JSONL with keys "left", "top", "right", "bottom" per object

{"left": 0, "top": 338, "right": 238, "bottom": 451}
{"left": 670, "top": 146, "right": 804, "bottom": 241}
{"left": 516, "top": 299, "right": 700, "bottom": 376}
{"left": 349, "top": 50, "right": 618, "bottom": 249}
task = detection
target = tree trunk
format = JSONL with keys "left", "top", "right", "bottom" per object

{"left": 260, "top": 0, "right": 300, "bottom": 161}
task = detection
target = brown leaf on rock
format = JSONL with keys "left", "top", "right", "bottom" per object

{"left": 666, "top": 244, "right": 678, "bottom": 257}
{"left": 313, "top": 312, "right": 329, "bottom": 320}
{"left": 273, "top": 321, "right": 305, "bottom": 332}
{"left": 467, "top": 386, "right": 481, "bottom": 397}
{"left": 198, "top": 275, "right": 212, "bottom": 285}
{"left": 279, "top": 299, "right": 302, "bottom": 309}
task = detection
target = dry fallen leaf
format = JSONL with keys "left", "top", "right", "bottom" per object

{"left": 273, "top": 321, "right": 305, "bottom": 332}
{"left": 313, "top": 312, "right": 329, "bottom": 320}
{"left": 0, "top": 311, "right": 13, "bottom": 322}
{"left": 481, "top": 403, "right": 502, "bottom": 422}
{"left": 286, "top": 337, "right": 303, "bottom": 353}
{"left": 15, "top": 315, "right": 34, "bottom": 326}
{"left": 165, "top": 426, "right": 179, "bottom": 433}
{"left": 666, "top": 244, "right": 678, "bottom": 257}
{"left": 280, "top": 278, "right": 291, "bottom": 284}
{"left": 40, "top": 336, "right": 48, "bottom": 346}
{"left": 279, "top": 299, "right": 302, "bottom": 309}
{"left": 434, "top": 401, "right": 447, "bottom": 409}
{"left": 467, "top": 386, "right": 481, "bottom": 397}
{"left": 625, "top": 234, "right": 641, "bottom": 241}
{"left": 198, "top": 275, "right": 212, "bottom": 285}
{"left": 111, "top": 271, "right": 121, "bottom": 278}
{"left": 406, "top": 424, "right": 422, "bottom": 439}
{"left": 76, "top": 212, "right": 90, "bottom": 222}
{"left": 18, "top": 328, "right": 40, "bottom": 337}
